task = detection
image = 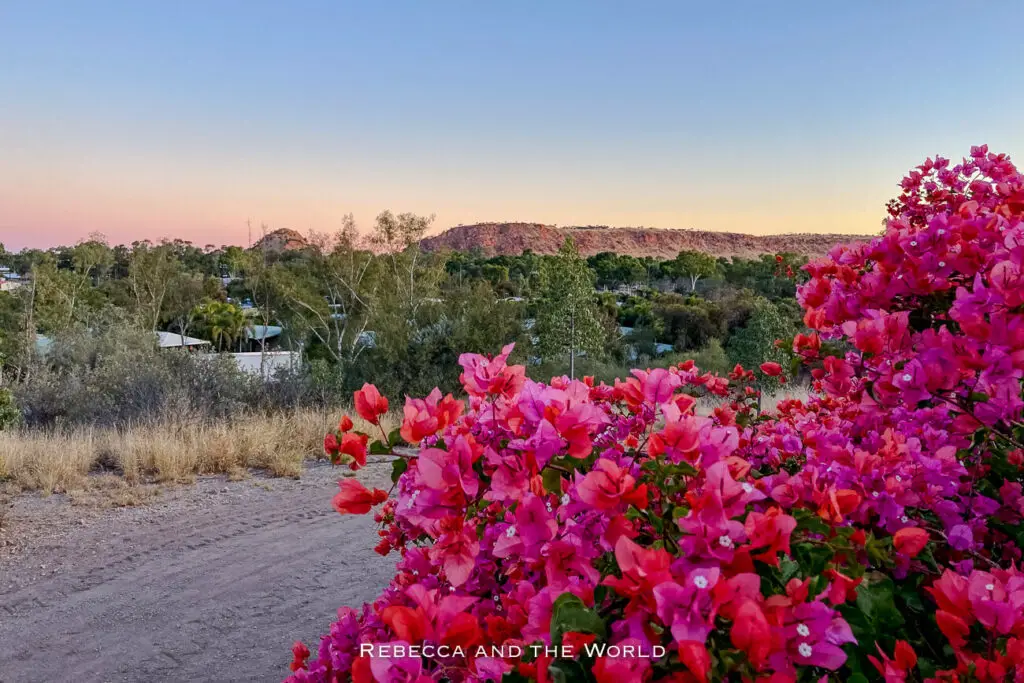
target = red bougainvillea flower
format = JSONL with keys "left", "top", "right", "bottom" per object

{"left": 322, "top": 432, "right": 339, "bottom": 457}
{"left": 323, "top": 431, "right": 368, "bottom": 469}
{"left": 759, "top": 362, "right": 783, "bottom": 377}
{"left": 868, "top": 640, "right": 917, "bottom": 683}
{"left": 354, "top": 383, "right": 389, "bottom": 425}
{"left": 340, "top": 432, "right": 368, "bottom": 470}
{"left": 730, "top": 599, "right": 771, "bottom": 668}
{"left": 331, "top": 479, "right": 387, "bottom": 515}
{"left": 892, "top": 527, "right": 929, "bottom": 558}
{"left": 289, "top": 641, "right": 309, "bottom": 673}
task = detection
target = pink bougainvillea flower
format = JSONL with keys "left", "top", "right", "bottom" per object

{"left": 290, "top": 146, "right": 1024, "bottom": 683}
{"left": 429, "top": 518, "right": 479, "bottom": 587}
{"left": 591, "top": 638, "right": 653, "bottom": 683}
{"left": 400, "top": 388, "right": 463, "bottom": 443}
{"left": 576, "top": 458, "right": 648, "bottom": 511}
{"left": 458, "top": 343, "right": 525, "bottom": 398}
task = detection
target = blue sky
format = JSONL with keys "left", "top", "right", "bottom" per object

{"left": 1, "top": 1, "right": 1022, "bottom": 248}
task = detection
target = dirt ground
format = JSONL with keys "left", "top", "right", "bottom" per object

{"left": 0, "top": 461, "right": 395, "bottom": 683}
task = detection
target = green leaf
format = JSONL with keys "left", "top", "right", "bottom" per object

{"left": 390, "top": 457, "right": 408, "bottom": 484}
{"left": 792, "top": 542, "right": 833, "bottom": 576}
{"left": 369, "top": 440, "right": 391, "bottom": 455}
{"left": 779, "top": 556, "right": 801, "bottom": 583}
{"left": 387, "top": 427, "right": 405, "bottom": 446}
{"left": 549, "top": 593, "right": 606, "bottom": 647}
{"left": 856, "top": 575, "right": 904, "bottom": 631}
{"left": 542, "top": 467, "right": 564, "bottom": 495}
{"left": 793, "top": 508, "right": 830, "bottom": 536}
{"left": 547, "top": 660, "right": 587, "bottom": 683}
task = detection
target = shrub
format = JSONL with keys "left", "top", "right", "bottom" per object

{"left": 289, "top": 147, "right": 1024, "bottom": 683}
{"left": 14, "top": 323, "right": 255, "bottom": 428}
{"left": 0, "top": 388, "right": 19, "bottom": 430}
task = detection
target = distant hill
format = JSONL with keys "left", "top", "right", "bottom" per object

{"left": 254, "top": 228, "right": 308, "bottom": 253}
{"left": 419, "top": 223, "right": 869, "bottom": 259}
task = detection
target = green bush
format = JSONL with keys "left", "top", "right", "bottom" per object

{"left": 0, "top": 388, "right": 20, "bottom": 430}
{"left": 14, "top": 322, "right": 257, "bottom": 428}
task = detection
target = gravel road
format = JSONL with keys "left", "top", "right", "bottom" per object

{"left": 0, "top": 462, "right": 395, "bottom": 682}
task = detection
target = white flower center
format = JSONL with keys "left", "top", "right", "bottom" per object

{"left": 910, "top": 241, "right": 918, "bottom": 247}
{"left": 718, "top": 535, "right": 733, "bottom": 548}
{"left": 798, "top": 643, "right": 813, "bottom": 658}
{"left": 895, "top": 475, "right": 902, "bottom": 482}
{"left": 902, "top": 374, "right": 912, "bottom": 382}
{"left": 505, "top": 526, "right": 516, "bottom": 538}
{"left": 561, "top": 494, "right": 570, "bottom": 505}
{"left": 900, "top": 515, "right": 909, "bottom": 523}
{"left": 412, "top": 570, "right": 419, "bottom": 576}
{"left": 742, "top": 483, "right": 753, "bottom": 494}
{"left": 939, "top": 261, "right": 946, "bottom": 267}
{"left": 545, "top": 502, "right": 553, "bottom": 512}
{"left": 872, "top": 492, "right": 879, "bottom": 498}
{"left": 796, "top": 623, "right": 810, "bottom": 637}
{"left": 986, "top": 583, "right": 995, "bottom": 591}
{"left": 693, "top": 576, "right": 708, "bottom": 589}
{"left": 493, "top": 595, "right": 500, "bottom": 602}
{"left": 937, "top": 229, "right": 945, "bottom": 235}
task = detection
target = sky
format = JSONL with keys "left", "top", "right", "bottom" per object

{"left": 1, "top": 1, "right": 1022, "bottom": 250}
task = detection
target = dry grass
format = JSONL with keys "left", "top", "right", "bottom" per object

{"left": 0, "top": 408, "right": 396, "bottom": 495}
{"left": 695, "top": 383, "right": 814, "bottom": 416}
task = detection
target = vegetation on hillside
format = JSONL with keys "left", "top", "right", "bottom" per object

{"left": 0, "top": 216, "right": 811, "bottom": 433}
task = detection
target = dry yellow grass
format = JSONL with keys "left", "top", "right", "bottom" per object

{"left": 0, "top": 408, "right": 397, "bottom": 494}
{"left": 695, "top": 383, "right": 814, "bottom": 416}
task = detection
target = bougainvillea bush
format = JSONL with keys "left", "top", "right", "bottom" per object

{"left": 288, "top": 146, "right": 1024, "bottom": 683}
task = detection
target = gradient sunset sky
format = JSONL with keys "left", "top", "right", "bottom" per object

{"left": 2, "top": 1, "right": 1022, "bottom": 250}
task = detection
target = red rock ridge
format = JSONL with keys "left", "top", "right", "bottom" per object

{"left": 419, "top": 223, "right": 870, "bottom": 259}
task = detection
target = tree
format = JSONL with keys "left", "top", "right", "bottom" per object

{"left": 31, "top": 262, "right": 107, "bottom": 333}
{"left": 128, "top": 242, "right": 181, "bottom": 330}
{"left": 726, "top": 298, "right": 793, "bottom": 394}
{"left": 0, "top": 290, "right": 29, "bottom": 383}
{"left": 652, "top": 293, "right": 726, "bottom": 351}
{"left": 535, "top": 238, "right": 605, "bottom": 378}
{"left": 669, "top": 250, "right": 720, "bottom": 292}
{"left": 162, "top": 272, "right": 219, "bottom": 342}
{"left": 192, "top": 300, "right": 247, "bottom": 351}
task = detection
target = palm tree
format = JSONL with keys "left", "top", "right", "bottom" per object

{"left": 192, "top": 300, "right": 247, "bottom": 351}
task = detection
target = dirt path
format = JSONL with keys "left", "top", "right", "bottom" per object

{"left": 0, "top": 462, "right": 395, "bottom": 683}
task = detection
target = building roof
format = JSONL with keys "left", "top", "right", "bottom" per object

{"left": 157, "top": 331, "right": 211, "bottom": 347}
{"left": 247, "top": 325, "right": 282, "bottom": 341}
{"left": 35, "top": 334, "right": 53, "bottom": 355}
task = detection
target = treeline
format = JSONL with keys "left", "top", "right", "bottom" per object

{"left": 0, "top": 213, "right": 807, "bottom": 428}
